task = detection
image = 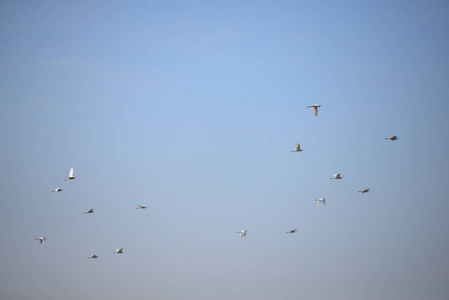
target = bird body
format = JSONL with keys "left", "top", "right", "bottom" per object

{"left": 89, "top": 254, "right": 98, "bottom": 259}
{"left": 385, "top": 136, "right": 398, "bottom": 141}
{"left": 65, "top": 168, "right": 76, "bottom": 181}
{"left": 237, "top": 230, "right": 247, "bottom": 238}
{"left": 114, "top": 248, "right": 124, "bottom": 254}
{"left": 52, "top": 188, "right": 63, "bottom": 192}
{"left": 291, "top": 143, "right": 303, "bottom": 152}
{"left": 307, "top": 104, "right": 321, "bottom": 116}
{"left": 286, "top": 229, "right": 297, "bottom": 234}
{"left": 316, "top": 198, "right": 326, "bottom": 206}
{"left": 84, "top": 208, "right": 94, "bottom": 214}
{"left": 358, "top": 188, "right": 370, "bottom": 194}
{"left": 35, "top": 237, "right": 46, "bottom": 244}
{"left": 331, "top": 173, "right": 343, "bottom": 180}
{"left": 136, "top": 205, "right": 147, "bottom": 209}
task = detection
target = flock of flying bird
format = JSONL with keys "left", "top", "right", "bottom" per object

{"left": 37, "top": 167, "right": 148, "bottom": 259}
{"left": 237, "top": 104, "right": 398, "bottom": 237}
{"left": 37, "top": 104, "right": 399, "bottom": 256}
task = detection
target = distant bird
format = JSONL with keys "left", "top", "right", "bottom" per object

{"left": 65, "top": 168, "right": 76, "bottom": 181}
{"left": 237, "top": 230, "right": 247, "bottom": 238}
{"left": 316, "top": 198, "right": 326, "bottom": 206}
{"left": 291, "top": 143, "right": 303, "bottom": 152}
{"left": 358, "top": 188, "right": 370, "bottom": 194}
{"left": 307, "top": 104, "right": 321, "bottom": 116}
{"left": 52, "top": 187, "right": 63, "bottom": 193}
{"left": 331, "top": 173, "right": 343, "bottom": 180}
{"left": 136, "top": 205, "right": 147, "bottom": 209}
{"left": 89, "top": 254, "right": 98, "bottom": 259}
{"left": 84, "top": 208, "right": 94, "bottom": 214}
{"left": 114, "top": 248, "right": 124, "bottom": 254}
{"left": 385, "top": 136, "right": 398, "bottom": 141}
{"left": 286, "top": 229, "right": 297, "bottom": 234}
{"left": 35, "top": 237, "right": 46, "bottom": 244}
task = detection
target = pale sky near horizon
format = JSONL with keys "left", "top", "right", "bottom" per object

{"left": 1, "top": 1, "right": 449, "bottom": 300}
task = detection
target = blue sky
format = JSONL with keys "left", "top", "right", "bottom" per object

{"left": 1, "top": 1, "right": 449, "bottom": 299}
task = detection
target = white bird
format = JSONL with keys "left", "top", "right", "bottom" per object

{"left": 52, "top": 187, "right": 63, "bottom": 192}
{"left": 331, "top": 173, "right": 343, "bottom": 180}
{"left": 89, "top": 254, "right": 98, "bottom": 259}
{"left": 316, "top": 198, "right": 326, "bottom": 206}
{"left": 237, "top": 230, "right": 247, "bottom": 238}
{"left": 307, "top": 104, "right": 321, "bottom": 116}
{"left": 385, "top": 136, "right": 398, "bottom": 141}
{"left": 84, "top": 208, "right": 94, "bottom": 214}
{"left": 286, "top": 229, "right": 297, "bottom": 234}
{"left": 35, "top": 237, "right": 46, "bottom": 244}
{"left": 65, "top": 168, "right": 76, "bottom": 181}
{"left": 291, "top": 143, "right": 303, "bottom": 152}
{"left": 114, "top": 248, "right": 124, "bottom": 254}
{"left": 136, "top": 205, "right": 147, "bottom": 209}
{"left": 358, "top": 188, "right": 370, "bottom": 194}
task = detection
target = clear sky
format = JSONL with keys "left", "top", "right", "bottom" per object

{"left": 1, "top": 1, "right": 449, "bottom": 299}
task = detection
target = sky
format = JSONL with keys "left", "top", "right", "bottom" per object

{"left": 1, "top": 1, "right": 449, "bottom": 299}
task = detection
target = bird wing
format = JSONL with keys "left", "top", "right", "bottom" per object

{"left": 312, "top": 106, "right": 318, "bottom": 116}
{"left": 295, "top": 143, "right": 300, "bottom": 151}
{"left": 69, "top": 168, "right": 74, "bottom": 177}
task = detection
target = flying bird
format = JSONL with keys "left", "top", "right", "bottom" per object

{"left": 84, "top": 208, "right": 94, "bottom": 214}
{"left": 286, "top": 229, "right": 297, "bottom": 234}
{"left": 89, "top": 254, "right": 98, "bottom": 259}
{"left": 307, "top": 104, "right": 321, "bottom": 116}
{"left": 291, "top": 143, "right": 303, "bottom": 152}
{"left": 358, "top": 188, "right": 370, "bottom": 194}
{"left": 35, "top": 237, "right": 46, "bottom": 244}
{"left": 331, "top": 173, "right": 343, "bottom": 180}
{"left": 316, "top": 198, "right": 326, "bottom": 206}
{"left": 237, "top": 230, "right": 247, "bottom": 238}
{"left": 65, "top": 168, "right": 76, "bottom": 181}
{"left": 385, "top": 136, "right": 398, "bottom": 141}
{"left": 136, "top": 205, "right": 147, "bottom": 209}
{"left": 114, "top": 248, "right": 124, "bottom": 254}
{"left": 52, "top": 187, "right": 63, "bottom": 192}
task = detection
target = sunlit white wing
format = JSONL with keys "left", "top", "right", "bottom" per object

{"left": 238, "top": 230, "right": 247, "bottom": 237}
{"left": 331, "top": 173, "right": 342, "bottom": 179}
{"left": 69, "top": 168, "right": 74, "bottom": 177}
{"left": 308, "top": 104, "right": 320, "bottom": 116}
{"left": 316, "top": 198, "right": 325, "bottom": 205}
{"left": 35, "top": 237, "right": 46, "bottom": 243}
